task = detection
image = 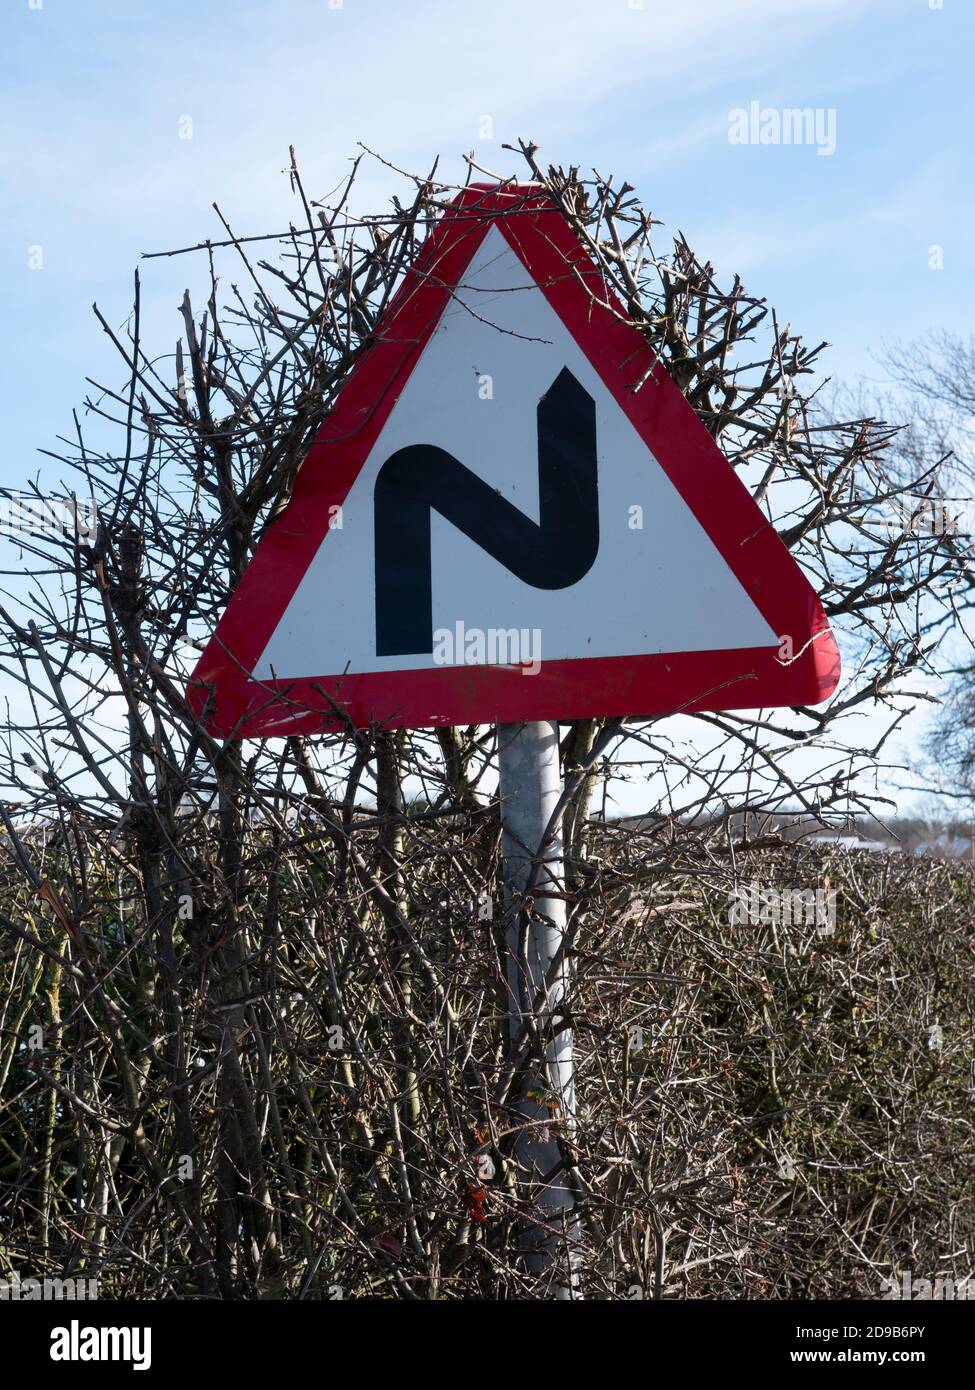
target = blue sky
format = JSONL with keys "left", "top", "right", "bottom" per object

{"left": 2, "top": 0, "right": 971, "bottom": 482}
{"left": 1, "top": 0, "right": 972, "bottom": 812}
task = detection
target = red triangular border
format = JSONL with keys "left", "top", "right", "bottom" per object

{"left": 188, "top": 184, "right": 840, "bottom": 738}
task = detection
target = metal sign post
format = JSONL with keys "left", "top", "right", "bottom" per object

{"left": 498, "top": 720, "right": 577, "bottom": 1296}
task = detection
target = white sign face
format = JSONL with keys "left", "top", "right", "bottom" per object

{"left": 254, "top": 226, "right": 776, "bottom": 681}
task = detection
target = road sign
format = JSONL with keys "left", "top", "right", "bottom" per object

{"left": 188, "top": 183, "right": 840, "bottom": 737}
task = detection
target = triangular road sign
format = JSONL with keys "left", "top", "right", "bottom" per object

{"left": 189, "top": 184, "right": 839, "bottom": 737}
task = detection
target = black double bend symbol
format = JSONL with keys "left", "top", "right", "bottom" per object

{"left": 374, "top": 366, "right": 600, "bottom": 657}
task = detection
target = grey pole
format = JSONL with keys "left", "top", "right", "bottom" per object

{"left": 497, "top": 720, "right": 577, "bottom": 1296}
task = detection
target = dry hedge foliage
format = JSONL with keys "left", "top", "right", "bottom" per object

{"left": 1, "top": 811, "right": 973, "bottom": 1300}
{"left": 0, "top": 148, "right": 971, "bottom": 1299}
